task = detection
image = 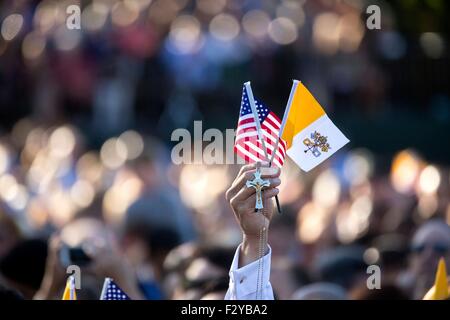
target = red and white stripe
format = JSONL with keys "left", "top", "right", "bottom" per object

{"left": 235, "top": 112, "right": 286, "bottom": 168}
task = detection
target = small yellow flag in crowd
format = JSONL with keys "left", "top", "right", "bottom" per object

{"left": 62, "top": 275, "right": 77, "bottom": 300}
{"left": 423, "top": 258, "right": 449, "bottom": 300}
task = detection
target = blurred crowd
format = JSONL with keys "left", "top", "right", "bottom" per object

{"left": 0, "top": 0, "right": 449, "bottom": 300}
{"left": 0, "top": 123, "right": 448, "bottom": 300}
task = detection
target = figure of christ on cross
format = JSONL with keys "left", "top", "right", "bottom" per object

{"left": 246, "top": 164, "right": 271, "bottom": 210}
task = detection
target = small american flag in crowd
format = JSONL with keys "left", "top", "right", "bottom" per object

{"left": 100, "top": 278, "right": 130, "bottom": 300}
{"left": 234, "top": 85, "right": 287, "bottom": 168}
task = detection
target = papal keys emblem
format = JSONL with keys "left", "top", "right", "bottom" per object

{"left": 303, "top": 131, "right": 331, "bottom": 158}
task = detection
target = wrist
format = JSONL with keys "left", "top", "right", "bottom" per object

{"left": 240, "top": 234, "right": 269, "bottom": 268}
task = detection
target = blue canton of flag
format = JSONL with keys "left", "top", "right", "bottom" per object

{"left": 100, "top": 278, "right": 131, "bottom": 300}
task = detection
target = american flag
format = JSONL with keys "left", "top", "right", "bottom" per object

{"left": 234, "top": 85, "right": 287, "bottom": 168}
{"left": 100, "top": 278, "right": 131, "bottom": 300}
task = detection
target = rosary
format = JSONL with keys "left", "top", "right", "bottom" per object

{"left": 246, "top": 163, "right": 270, "bottom": 300}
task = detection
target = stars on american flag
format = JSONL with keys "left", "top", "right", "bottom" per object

{"left": 240, "top": 88, "right": 269, "bottom": 123}
{"left": 100, "top": 278, "right": 130, "bottom": 300}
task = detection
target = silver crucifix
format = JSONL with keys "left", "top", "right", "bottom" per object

{"left": 246, "top": 167, "right": 271, "bottom": 210}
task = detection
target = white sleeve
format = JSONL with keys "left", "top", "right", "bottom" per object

{"left": 224, "top": 244, "right": 274, "bottom": 300}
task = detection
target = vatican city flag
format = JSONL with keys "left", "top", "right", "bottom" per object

{"left": 280, "top": 80, "right": 349, "bottom": 172}
{"left": 62, "top": 275, "right": 77, "bottom": 300}
{"left": 423, "top": 258, "right": 449, "bottom": 300}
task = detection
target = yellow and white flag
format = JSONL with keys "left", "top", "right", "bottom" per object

{"left": 280, "top": 80, "right": 349, "bottom": 172}
{"left": 423, "top": 258, "right": 449, "bottom": 300}
{"left": 62, "top": 275, "right": 77, "bottom": 300}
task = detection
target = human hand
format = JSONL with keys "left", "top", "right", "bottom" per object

{"left": 34, "top": 234, "right": 66, "bottom": 300}
{"left": 84, "top": 233, "right": 144, "bottom": 300}
{"left": 225, "top": 162, "right": 281, "bottom": 267}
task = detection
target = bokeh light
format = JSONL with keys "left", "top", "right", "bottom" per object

{"left": 242, "top": 10, "right": 271, "bottom": 39}
{"left": 81, "top": 2, "right": 109, "bottom": 32}
{"left": 179, "top": 165, "right": 230, "bottom": 212}
{"left": 343, "top": 149, "right": 374, "bottom": 186}
{"left": 169, "top": 15, "right": 203, "bottom": 54}
{"left": 313, "top": 12, "right": 340, "bottom": 55}
{"left": 22, "top": 31, "right": 46, "bottom": 61}
{"left": 390, "top": 150, "right": 422, "bottom": 194}
{"left": 111, "top": 0, "right": 140, "bottom": 27}
{"left": 420, "top": 32, "right": 445, "bottom": 59}
{"left": 417, "top": 165, "right": 441, "bottom": 195}
{"left": 1, "top": 14, "right": 24, "bottom": 41}
{"left": 312, "top": 169, "right": 341, "bottom": 209}
{"left": 0, "top": 144, "right": 10, "bottom": 175}
{"left": 337, "top": 196, "right": 373, "bottom": 243}
{"left": 103, "top": 170, "right": 143, "bottom": 224}
{"left": 276, "top": 1, "right": 305, "bottom": 27}
{"left": 297, "top": 202, "right": 330, "bottom": 244}
{"left": 268, "top": 17, "right": 298, "bottom": 45}
{"left": 209, "top": 14, "right": 240, "bottom": 42}
{"left": 196, "top": 0, "right": 226, "bottom": 16}
{"left": 70, "top": 180, "right": 95, "bottom": 208}
{"left": 118, "top": 130, "right": 145, "bottom": 161}
{"left": 100, "top": 138, "right": 128, "bottom": 170}
{"left": 49, "top": 126, "right": 76, "bottom": 159}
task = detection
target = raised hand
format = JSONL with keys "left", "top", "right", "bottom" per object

{"left": 225, "top": 162, "right": 281, "bottom": 267}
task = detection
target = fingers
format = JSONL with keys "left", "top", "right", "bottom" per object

{"left": 237, "top": 162, "right": 269, "bottom": 177}
{"left": 232, "top": 186, "right": 279, "bottom": 216}
{"left": 226, "top": 163, "right": 280, "bottom": 201}
{"left": 243, "top": 188, "right": 280, "bottom": 211}
{"left": 48, "top": 234, "right": 62, "bottom": 260}
{"left": 232, "top": 177, "right": 281, "bottom": 203}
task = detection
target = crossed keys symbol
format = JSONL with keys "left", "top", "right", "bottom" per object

{"left": 303, "top": 131, "right": 331, "bottom": 158}
{"left": 246, "top": 167, "right": 270, "bottom": 210}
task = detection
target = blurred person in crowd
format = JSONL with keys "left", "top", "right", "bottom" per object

{"left": 268, "top": 210, "right": 299, "bottom": 260}
{"left": 0, "top": 209, "right": 22, "bottom": 260}
{"left": 371, "top": 233, "right": 409, "bottom": 282}
{"left": 121, "top": 218, "right": 181, "bottom": 299}
{"left": 399, "top": 219, "right": 450, "bottom": 299}
{"left": 170, "top": 245, "right": 235, "bottom": 299}
{"left": 268, "top": 210, "right": 310, "bottom": 299}
{"left": 162, "top": 242, "right": 198, "bottom": 299}
{"left": 313, "top": 245, "right": 368, "bottom": 291}
{"left": 291, "top": 283, "right": 347, "bottom": 300}
{"left": 128, "top": 138, "right": 197, "bottom": 243}
{"left": 0, "top": 239, "right": 47, "bottom": 299}
{"left": 34, "top": 217, "right": 144, "bottom": 300}
{"left": 120, "top": 138, "right": 197, "bottom": 299}
{"left": 270, "top": 260, "right": 311, "bottom": 300}
{"left": 350, "top": 283, "right": 410, "bottom": 300}
{"left": 200, "top": 277, "right": 231, "bottom": 300}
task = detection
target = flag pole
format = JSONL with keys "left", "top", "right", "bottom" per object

{"left": 268, "top": 79, "right": 299, "bottom": 165}
{"left": 69, "top": 275, "right": 75, "bottom": 300}
{"left": 268, "top": 79, "right": 298, "bottom": 214}
{"left": 244, "top": 81, "right": 281, "bottom": 213}
{"left": 244, "top": 82, "right": 270, "bottom": 160}
{"left": 100, "top": 277, "right": 111, "bottom": 300}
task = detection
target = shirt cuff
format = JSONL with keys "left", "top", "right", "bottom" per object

{"left": 228, "top": 243, "right": 272, "bottom": 298}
